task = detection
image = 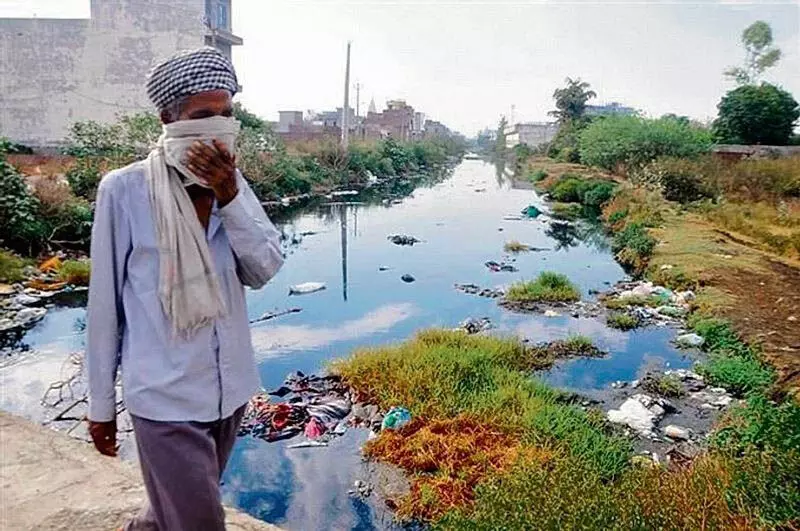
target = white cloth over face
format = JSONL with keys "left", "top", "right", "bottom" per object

{"left": 145, "top": 116, "right": 241, "bottom": 338}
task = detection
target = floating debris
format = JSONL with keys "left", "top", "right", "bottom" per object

{"left": 457, "top": 317, "right": 492, "bottom": 334}
{"left": 401, "top": 274, "right": 416, "bottom": 283}
{"left": 484, "top": 261, "right": 518, "bottom": 273}
{"left": 250, "top": 307, "right": 302, "bottom": 324}
{"left": 388, "top": 235, "right": 421, "bottom": 246}
{"left": 289, "top": 282, "right": 327, "bottom": 296}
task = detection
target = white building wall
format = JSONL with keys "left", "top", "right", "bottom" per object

{"left": 0, "top": 0, "right": 207, "bottom": 148}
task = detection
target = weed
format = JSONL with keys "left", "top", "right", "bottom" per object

{"left": 58, "top": 259, "right": 91, "bottom": 286}
{"left": 603, "top": 294, "right": 662, "bottom": 310}
{"left": 505, "top": 272, "right": 580, "bottom": 303}
{"left": 528, "top": 169, "right": 548, "bottom": 183}
{"left": 606, "top": 312, "right": 640, "bottom": 330}
{"left": 612, "top": 222, "right": 657, "bottom": 274}
{"left": 640, "top": 373, "right": 685, "bottom": 398}
{"left": 503, "top": 240, "right": 530, "bottom": 253}
{"left": 0, "top": 249, "right": 30, "bottom": 283}
{"left": 550, "top": 202, "right": 582, "bottom": 220}
{"left": 548, "top": 174, "right": 616, "bottom": 208}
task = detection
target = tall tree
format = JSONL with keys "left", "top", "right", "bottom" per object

{"left": 495, "top": 116, "right": 508, "bottom": 154}
{"left": 548, "top": 78, "right": 597, "bottom": 123}
{"left": 713, "top": 83, "right": 799, "bottom": 145}
{"left": 725, "top": 21, "right": 782, "bottom": 85}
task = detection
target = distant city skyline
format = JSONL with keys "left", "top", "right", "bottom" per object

{"left": 2, "top": 0, "right": 799, "bottom": 135}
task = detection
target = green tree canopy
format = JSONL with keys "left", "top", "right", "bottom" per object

{"left": 548, "top": 78, "right": 597, "bottom": 123}
{"left": 725, "top": 21, "right": 782, "bottom": 85}
{"left": 713, "top": 83, "right": 799, "bottom": 145}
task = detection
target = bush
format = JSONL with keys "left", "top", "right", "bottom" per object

{"left": 59, "top": 259, "right": 91, "bottom": 285}
{"left": 578, "top": 115, "right": 712, "bottom": 171}
{"left": 0, "top": 249, "right": 30, "bottom": 283}
{"left": 612, "top": 222, "right": 657, "bottom": 273}
{"left": 606, "top": 312, "right": 640, "bottom": 330}
{"left": 713, "top": 83, "right": 800, "bottom": 146}
{"left": 0, "top": 148, "right": 47, "bottom": 254}
{"left": 506, "top": 272, "right": 581, "bottom": 303}
{"left": 549, "top": 174, "right": 617, "bottom": 208}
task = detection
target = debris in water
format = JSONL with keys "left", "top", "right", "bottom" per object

{"left": 388, "top": 234, "right": 421, "bottom": 246}
{"left": 675, "top": 333, "right": 705, "bottom": 348}
{"left": 289, "top": 282, "right": 327, "bottom": 296}
{"left": 458, "top": 317, "right": 492, "bottom": 334}
{"left": 401, "top": 274, "right": 416, "bottom": 283}
{"left": 250, "top": 307, "right": 302, "bottom": 324}
{"left": 288, "top": 441, "right": 329, "bottom": 449}
{"left": 484, "top": 261, "right": 518, "bottom": 273}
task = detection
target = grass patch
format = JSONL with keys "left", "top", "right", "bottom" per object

{"left": 606, "top": 312, "right": 640, "bottom": 330}
{"left": 602, "top": 294, "right": 662, "bottom": 310}
{"left": 550, "top": 202, "right": 582, "bottom": 221}
{"left": 0, "top": 249, "right": 30, "bottom": 283}
{"left": 505, "top": 272, "right": 580, "bottom": 303}
{"left": 503, "top": 240, "right": 530, "bottom": 253}
{"left": 640, "top": 373, "right": 685, "bottom": 398}
{"left": 548, "top": 174, "right": 617, "bottom": 208}
{"left": 528, "top": 169, "right": 548, "bottom": 183}
{"left": 58, "top": 259, "right": 91, "bottom": 286}
{"left": 611, "top": 222, "right": 657, "bottom": 274}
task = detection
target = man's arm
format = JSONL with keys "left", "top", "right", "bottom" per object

{"left": 217, "top": 173, "right": 284, "bottom": 289}
{"left": 187, "top": 139, "right": 284, "bottom": 289}
{"left": 86, "top": 175, "right": 129, "bottom": 455}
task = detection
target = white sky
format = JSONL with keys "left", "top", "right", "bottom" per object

{"left": 2, "top": 0, "right": 799, "bottom": 134}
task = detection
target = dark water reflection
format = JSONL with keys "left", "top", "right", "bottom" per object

{"left": 0, "top": 160, "right": 693, "bottom": 530}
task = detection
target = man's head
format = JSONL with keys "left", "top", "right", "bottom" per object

{"left": 146, "top": 47, "right": 238, "bottom": 125}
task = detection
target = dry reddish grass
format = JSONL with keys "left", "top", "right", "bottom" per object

{"left": 365, "top": 416, "right": 552, "bottom": 521}
{"left": 7, "top": 154, "right": 75, "bottom": 177}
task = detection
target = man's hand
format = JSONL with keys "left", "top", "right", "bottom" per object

{"left": 88, "top": 419, "right": 118, "bottom": 457}
{"left": 186, "top": 139, "right": 239, "bottom": 206}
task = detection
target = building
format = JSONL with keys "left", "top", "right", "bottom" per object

{"left": 0, "top": 0, "right": 243, "bottom": 149}
{"left": 585, "top": 102, "right": 636, "bottom": 117}
{"left": 505, "top": 122, "right": 560, "bottom": 149}
{"left": 277, "top": 111, "right": 305, "bottom": 133}
{"left": 423, "top": 120, "right": 450, "bottom": 138}
{"left": 364, "top": 99, "right": 416, "bottom": 141}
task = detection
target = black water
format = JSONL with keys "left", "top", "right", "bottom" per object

{"left": 0, "top": 159, "right": 693, "bottom": 530}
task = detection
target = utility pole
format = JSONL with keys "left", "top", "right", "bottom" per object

{"left": 341, "top": 41, "right": 352, "bottom": 149}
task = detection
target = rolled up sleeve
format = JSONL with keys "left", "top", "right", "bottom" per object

{"left": 86, "top": 176, "right": 130, "bottom": 422}
{"left": 218, "top": 172, "right": 284, "bottom": 289}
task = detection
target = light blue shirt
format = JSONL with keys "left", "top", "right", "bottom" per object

{"left": 86, "top": 162, "right": 284, "bottom": 423}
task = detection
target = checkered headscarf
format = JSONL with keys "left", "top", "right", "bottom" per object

{"left": 146, "top": 47, "right": 239, "bottom": 110}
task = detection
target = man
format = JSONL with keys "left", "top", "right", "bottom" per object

{"left": 86, "top": 47, "right": 283, "bottom": 530}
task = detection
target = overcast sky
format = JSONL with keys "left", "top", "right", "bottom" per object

{"left": 2, "top": 0, "right": 798, "bottom": 134}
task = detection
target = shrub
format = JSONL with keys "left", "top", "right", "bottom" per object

{"left": 578, "top": 115, "right": 712, "bottom": 171}
{"left": 606, "top": 312, "right": 639, "bottom": 330}
{"left": 611, "top": 222, "right": 657, "bottom": 273}
{"left": 0, "top": 249, "right": 30, "bottom": 283}
{"left": 58, "top": 259, "right": 91, "bottom": 286}
{"left": 65, "top": 157, "right": 106, "bottom": 200}
{"left": 713, "top": 83, "right": 800, "bottom": 145}
{"left": 529, "top": 169, "right": 548, "bottom": 183}
{"left": 506, "top": 272, "right": 581, "bottom": 303}
{"left": 0, "top": 149, "right": 47, "bottom": 254}
{"left": 549, "top": 174, "right": 617, "bottom": 208}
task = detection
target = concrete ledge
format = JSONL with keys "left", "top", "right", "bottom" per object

{"left": 0, "top": 411, "right": 281, "bottom": 530}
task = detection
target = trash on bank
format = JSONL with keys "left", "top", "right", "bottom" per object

{"left": 289, "top": 282, "right": 326, "bottom": 296}
{"left": 521, "top": 205, "right": 542, "bottom": 218}
{"left": 458, "top": 317, "right": 492, "bottom": 334}
{"left": 381, "top": 407, "right": 412, "bottom": 431}
{"left": 676, "top": 333, "right": 705, "bottom": 348}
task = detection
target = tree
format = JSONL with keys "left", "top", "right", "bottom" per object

{"left": 725, "top": 21, "right": 781, "bottom": 85}
{"left": 713, "top": 83, "right": 799, "bottom": 145}
{"left": 548, "top": 77, "right": 597, "bottom": 123}
{"left": 495, "top": 116, "right": 508, "bottom": 154}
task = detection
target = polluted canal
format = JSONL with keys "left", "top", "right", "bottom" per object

{"left": 0, "top": 159, "right": 699, "bottom": 530}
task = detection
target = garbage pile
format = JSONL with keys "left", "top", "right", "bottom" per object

{"left": 601, "top": 280, "right": 696, "bottom": 327}
{"left": 237, "top": 371, "right": 413, "bottom": 448}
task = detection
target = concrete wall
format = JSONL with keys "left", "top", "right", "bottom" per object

{"left": 0, "top": 0, "right": 207, "bottom": 148}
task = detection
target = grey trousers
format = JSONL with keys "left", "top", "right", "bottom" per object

{"left": 125, "top": 406, "right": 246, "bottom": 531}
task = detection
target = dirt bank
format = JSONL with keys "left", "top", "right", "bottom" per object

{"left": 0, "top": 411, "right": 282, "bottom": 531}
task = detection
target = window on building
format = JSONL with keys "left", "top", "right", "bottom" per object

{"left": 205, "top": 0, "right": 231, "bottom": 31}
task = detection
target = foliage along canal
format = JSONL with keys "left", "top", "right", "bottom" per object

{"left": 0, "top": 158, "right": 698, "bottom": 530}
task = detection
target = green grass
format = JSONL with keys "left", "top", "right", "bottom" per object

{"left": 606, "top": 312, "right": 640, "bottom": 330}
{"left": 690, "top": 316, "right": 773, "bottom": 396}
{"left": 563, "top": 334, "right": 594, "bottom": 352}
{"left": 641, "top": 373, "right": 685, "bottom": 398}
{"left": 550, "top": 202, "right": 582, "bottom": 221}
{"left": 528, "top": 169, "right": 548, "bottom": 183}
{"left": 0, "top": 249, "right": 30, "bottom": 283}
{"left": 611, "top": 222, "right": 657, "bottom": 274}
{"left": 503, "top": 240, "right": 530, "bottom": 253}
{"left": 603, "top": 294, "right": 662, "bottom": 310}
{"left": 58, "top": 259, "right": 91, "bottom": 286}
{"left": 506, "top": 272, "right": 580, "bottom": 303}
{"left": 332, "top": 330, "right": 631, "bottom": 475}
